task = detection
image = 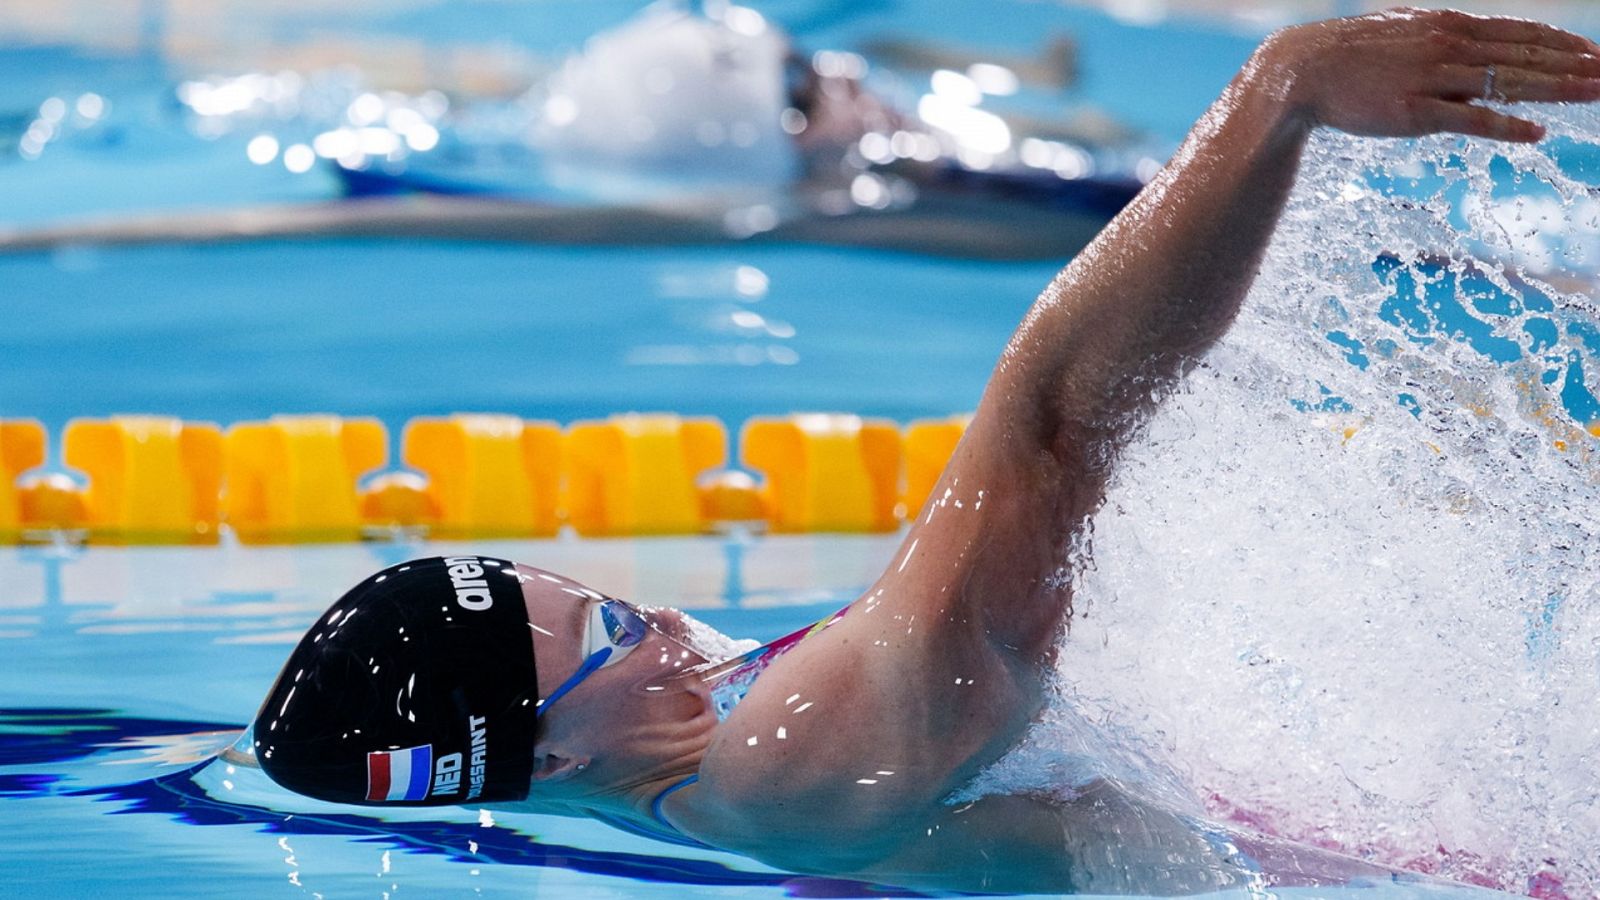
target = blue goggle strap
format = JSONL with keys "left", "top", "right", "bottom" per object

{"left": 535, "top": 646, "right": 613, "bottom": 719}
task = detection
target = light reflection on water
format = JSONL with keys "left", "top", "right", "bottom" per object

{"left": 0, "top": 534, "right": 895, "bottom": 897}
{"left": 2, "top": 3, "right": 1599, "bottom": 897}
{"left": 0, "top": 534, "right": 893, "bottom": 645}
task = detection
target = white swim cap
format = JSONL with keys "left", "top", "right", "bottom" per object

{"left": 537, "top": 1, "right": 799, "bottom": 200}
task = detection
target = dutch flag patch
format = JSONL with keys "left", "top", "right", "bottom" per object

{"left": 366, "top": 744, "right": 433, "bottom": 802}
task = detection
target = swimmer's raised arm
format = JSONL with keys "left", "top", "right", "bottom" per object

{"left": 878, "top": 11, "right": 1600, "bottom": 661}
{"left": 602, "top": 14, "right": 1600, "bottom": 887}
{"left": 990, "top": 9, "right": 1599, "bottom": 497}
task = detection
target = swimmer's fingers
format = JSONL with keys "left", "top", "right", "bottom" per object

{"left": 1436, "top": 64, "right": 1600, "bottom": 103}
{"left": 1409, "top": 97, "right": 1545, "bottom": 143}
{"left": 1433, "top": 9, "right": 1600, "bottom": 56}
{"left": 1254, "top": 12, "right": 1599, "bottom": 138}
{"left": 1441, "top": 42, "right": 1600, "bottom": 80}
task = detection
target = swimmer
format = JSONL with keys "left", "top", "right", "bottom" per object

{"left": 0, "top": 3, "right": 1138, "bottom": 261}
{"left": 246, "top": 10, "right": 1600, "bottom": 893}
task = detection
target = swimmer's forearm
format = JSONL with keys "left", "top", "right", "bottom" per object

{"left": 1003, "top": 39, "right": 1310, "bottom": 473}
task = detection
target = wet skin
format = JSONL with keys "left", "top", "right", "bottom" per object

{"left": 498, "top": 10, "right": 1600, "bottom": 893}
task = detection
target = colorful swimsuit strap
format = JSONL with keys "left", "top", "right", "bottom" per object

{"left": 702, "top": 606, "right": 850, "bottom": 720}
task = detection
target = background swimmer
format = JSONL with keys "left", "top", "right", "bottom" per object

{"left": 247, "top": 7, "right": 1600, "bottom": 894}
{"left": 0, "top": 2, "right": 1144, "bottom": 261}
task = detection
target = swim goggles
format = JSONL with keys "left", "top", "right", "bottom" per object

{"left": 535, "top": 598, "right": 650, "bottom": 718}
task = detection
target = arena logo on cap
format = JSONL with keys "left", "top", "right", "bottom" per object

{"left": 443, "top": 556, "right": 494, "bottom": 611}
{"left": 366, "top": 744, "right": 434, "bottom": 802}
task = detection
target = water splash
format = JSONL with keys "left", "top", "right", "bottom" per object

{"left": 981, "top": 103, "right": 1600, "bottom": 894}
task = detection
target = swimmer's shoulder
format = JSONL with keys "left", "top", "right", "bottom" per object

{"left": 710, "top": 580, "right": 1043, "bottom": 766}
{"left": 687, "top": 604, "right": 1034, "bottom": 855}
{"left": 683, "top": 629, "right": 912, "bottom": 863}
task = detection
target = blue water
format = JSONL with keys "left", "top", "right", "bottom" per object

{"left": 0, "top": 241, "right": 1050, "bottom": 442}
{"left": 0, "top": 1, "right": 1588, "bottom": 897}
{"left": 0, "top": 537, "right": 905, "bottom": 898}
{"left": 0, "top": 2, "right": 1256, "bottom": 228}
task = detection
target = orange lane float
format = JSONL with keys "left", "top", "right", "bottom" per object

{"left": 60, "top": 416, "right": 223, "bottom": 544}
{"left": 741, "top": 413, "right": 901, "bottom": 533}
{"left": 225, "top": 415, "right": 387, "bottom": 544}
{"left": 1, "top": 420, "right": 47, "bottom": 540}
{"left": 397, "top": 414, "right": 562, "bottom": 538}
{"left": 902, "top": 415, "right": 970, "bottom": 519}
{"left": 566, "top": 413, "right": 728, "bottom": 536}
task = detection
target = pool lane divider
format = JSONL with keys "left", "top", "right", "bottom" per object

{"left": 0, "top": 420, "right": 47, "bottom": 543}
{"left": 405, "top": 414, "right": 563, "bottom": 538}
{"left": 567, "top": 415, "right": 724, "bottom": 536}
{"left": 225, "top": 415, "right": 388, "bottom": 543}
{"left": 0, "top": 413, "right": 974, "bottom": 545}
{"left": 67, "top": 416, "right": 225, "bottom": 544}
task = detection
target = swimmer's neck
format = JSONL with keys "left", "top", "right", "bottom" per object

{"left": 551, "top": 656, "right": 723, "bottom": 831}
{"left": 590, "top": 615, "right": 836, "bottom": 834}
{"left": 597, "top": 638, "right": 779, "bottom": 831}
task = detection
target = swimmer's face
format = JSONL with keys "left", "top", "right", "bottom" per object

{"left": 513, "top": 565, "right": 710, "bottom": 738}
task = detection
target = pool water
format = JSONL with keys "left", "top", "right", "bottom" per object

{"left": 2, "top": 536, "right": 1520, "bottom": 898}
{"left": 3, "top": 0, "right": 1597, "bottom": 897}
{"left": 0, "top": 240, "right": 1054, "bottom": 438}
{"left": 0, "top": 536, "right": 911, "bottom": 899}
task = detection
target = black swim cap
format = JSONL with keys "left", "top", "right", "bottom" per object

{"left": 254, "top": 556, "right": 539, "bottom": 806}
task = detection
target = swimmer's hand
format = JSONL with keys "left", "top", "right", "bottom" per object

{"left": 1258, "top": 8, "right": 1600, "bottom": 142}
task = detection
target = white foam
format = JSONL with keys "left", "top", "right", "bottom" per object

{"left": 675, "top": 609, "right": 762, "bottom": 663}
{"left": 965, "top": 103, "right": 1600, "bottom": 893}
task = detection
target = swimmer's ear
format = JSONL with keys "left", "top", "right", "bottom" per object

{"left": 531, "top": 752, "right": 589, "bottom": 783}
